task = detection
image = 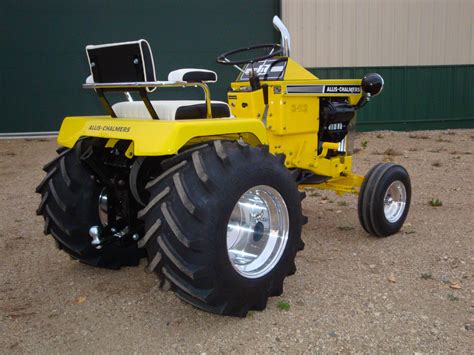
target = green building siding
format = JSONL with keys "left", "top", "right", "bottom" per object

{"left": 1, "top": 0, "right": 279, "bottom": 134}
{"left": 2, "top": 1, "right": 474, "bottom": 134}
{"left": 309, "top": 65, "right": 474, "bottom": 131}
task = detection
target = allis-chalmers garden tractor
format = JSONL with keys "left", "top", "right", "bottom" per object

{"left": 36, "top": 17, "right": 411, "bottom": 317}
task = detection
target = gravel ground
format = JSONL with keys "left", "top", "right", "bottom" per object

{"left": 0, "top": 129, "right": 473, "bottom": 353}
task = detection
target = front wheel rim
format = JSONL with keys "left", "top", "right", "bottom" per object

{"left": 226, "top": 185, "right": 289, "bottom": 279}
{"left": 383, "top": 180, "right": 407, "bottom": 223}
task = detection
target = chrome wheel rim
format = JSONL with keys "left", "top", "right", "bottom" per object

{"left": 226, "top": 185, "right": 289, "bottom": 279}
{"left": 98, "top": 188, "right": 108, "bottom": 226}
{"left": 383, "top": 181, "right": 407, "bottom": 223}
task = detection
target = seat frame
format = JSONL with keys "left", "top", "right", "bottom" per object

{"left": 83, "top": 81, "right": 214, "bottom": 120}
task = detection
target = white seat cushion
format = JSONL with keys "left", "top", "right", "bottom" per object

{"left": 112, "top": 100, "right": 230, "bottom": 120}
{"left": 168, "top": 68, "right": 217, "bottom": 83}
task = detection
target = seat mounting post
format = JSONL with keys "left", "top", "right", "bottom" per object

{"left": 138, "top": 89, "right": 159, "bottom": 120}
{"left": 96, "top": 89, "right": 117, "bottom": 118}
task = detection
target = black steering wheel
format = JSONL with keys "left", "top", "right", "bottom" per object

{"left": 216, "top": 43, "right": 282, "bottom": 65}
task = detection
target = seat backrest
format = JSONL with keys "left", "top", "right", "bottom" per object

{"left": 85, "top": 39, "right": 156, "bottom": 91}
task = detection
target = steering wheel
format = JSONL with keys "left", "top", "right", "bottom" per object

{"left": 216, "top": 43, "right": 282, "bottom": 65}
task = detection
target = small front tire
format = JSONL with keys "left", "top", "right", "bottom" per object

{"left": 358, "top": 163, "right": 411, "bottom": 237}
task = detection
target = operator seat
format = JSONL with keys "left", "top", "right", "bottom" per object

{"left": 85, "top": 40, "right": 231, "bottom": 120}
{"left": 112, "top": 69, "right": 231, "bottom": 120}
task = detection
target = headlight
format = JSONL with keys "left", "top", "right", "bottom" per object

{"left": 361, "top": 73, "right": 384, "bottom": 97}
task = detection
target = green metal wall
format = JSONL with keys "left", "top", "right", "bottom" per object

{"left": 310, "top": 65, "right": 474, "bottom": 131}
{"left": 1, "top": 0, "right": 279, "bottom": 134}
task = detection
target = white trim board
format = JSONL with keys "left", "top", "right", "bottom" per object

{"left": 0, "top": 131, "right": 58, "bottom": 139}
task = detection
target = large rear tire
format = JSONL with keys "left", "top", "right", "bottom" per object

{"left": 36, "top": 141, "right": 144, "bottom": 269}
{"left": 140, "top": 141, "right": 305, "bottom": 317}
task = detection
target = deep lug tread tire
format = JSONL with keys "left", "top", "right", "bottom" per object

{"left": 358, "top": 163, "right": 411, "bottom": 237}
{"left": 36, "top": 142, "right": 144, "bottom": 269}
{"left": 142, "top": 141, "right": 304, "bottom": 317}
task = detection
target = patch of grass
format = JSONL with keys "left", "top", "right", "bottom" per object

{"left": 429, "top": 198, "right": 443, "bottom": 207}
{"left": 361, "top": 140, "right": 368, "bottom": 149}
{"left": 431, "top": 161, "right": 442, "bottom": 167}
{"left": 337, "top": 226, "right": 355, "bottom": 231}
{"left": 277, "top": 300, "right": 291, "bottom": 311}
{"left": 337, "top": 201, "right": 348, "bottom": 206}
{"left": 463, "top": 151, "right": 473, "bottom": 155}
{"left": 447, "top": 293, "right": 459, "bottom": 302}
{"left": 421, "top": 272, "right": 432, "bottom": 280}
{"left": 435, "top": 137, "right": 451, "bottom": 143}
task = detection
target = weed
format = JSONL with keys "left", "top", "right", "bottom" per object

{"left": 463, "top": 152, "right": 472, "bottom": 155}
{"left": 277, "top": 300, "right": 291, "bottom": 311}
{"left": 429, "top": 198, "right": 443, "bottom": 207}
{"left": 337, "top": 226, "right": 355, "bottom": 231}
{"left": 361, "top": 140, "right": 368, "bottom": 149}
{"left": 447, "top": 293, "right": 459, "bottom": 302}
{"left": 337, "top": 201, "right": 348, "bottom": 206}
{"left": 435, "top": 137, "right": 451, "bottom": 143}
{"left": 376, "top": 133, "right": 384, "bottom": 139}
{"left": 431, "top": 161, "right": 442, "bottom": 167}
{"left": 420, "top": 272, "right": 432, "bottom": 280}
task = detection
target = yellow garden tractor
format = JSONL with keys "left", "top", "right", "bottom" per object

{"left": 36, "top": 16, "right": 411, "bottom": 316}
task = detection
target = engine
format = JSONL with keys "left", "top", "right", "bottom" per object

{"left": 318, "top": 98, "right": 355, "bottom": 153}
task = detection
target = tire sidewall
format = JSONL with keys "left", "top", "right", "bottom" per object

{"left": 371, "top": 166, "right": 411, "bottom": 236}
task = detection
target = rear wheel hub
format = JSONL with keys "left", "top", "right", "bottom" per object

{"left": 226, "top": 185, "right": 289, "bottom": 279}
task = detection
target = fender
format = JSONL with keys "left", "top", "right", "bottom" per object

{"left": 57, "top": 116, "right": 268, "bottom": 156}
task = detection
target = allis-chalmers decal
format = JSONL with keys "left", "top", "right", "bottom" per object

{"left": 88, "top": 124, "right": 131, "bottom": 133}
{"left": 324, "top": 85, "right": 361, "bottom": 94}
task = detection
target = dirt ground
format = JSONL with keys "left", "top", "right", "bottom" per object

{"left": 0, "top": 129, "right": 473, "bottom": 353}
